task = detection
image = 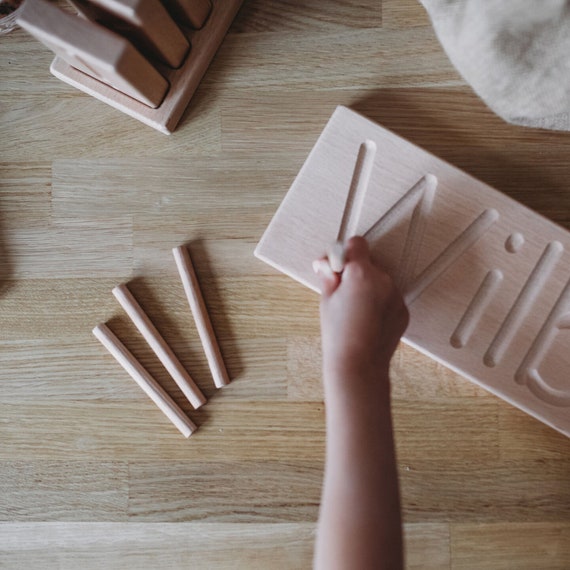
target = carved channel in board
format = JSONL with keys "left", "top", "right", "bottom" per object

{"left": 484, "top": 241, "right": 564, "bottom": 368}
{"left": 363, "top": 174, "right": 499, "bottom": 304}
{"left": 396, "top": 176, "right": 437, "bottom": 290}
{"left": 337, "top": 139, "right": 377, "bottom": 243}
{"left": 515, "top": 278, "right": 570, "bottom": 407}
{"left": 451, "top": 269, "right": 504, "bottom": 349}
{"left": 364, "top": 174, "right": 436, "bottom": 244}
{"left": 362, "top": 174, "right": 437, "bottom": 291}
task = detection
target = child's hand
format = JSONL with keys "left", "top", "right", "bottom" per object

{"left": 314, "top": 236, "right": 409, "bottom": 396}
{"left": 314, "top": 236, "right": 406, "bottom": 570}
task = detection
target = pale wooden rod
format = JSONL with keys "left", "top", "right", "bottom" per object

{"left": 163, "top": 0, "right": 212, "bottom": 29}
{"left": 93, "top": 323, "right": 197, "bottom": 438}
{"left": 112, "top": 283, "right": 207, "bottom": 409}
{"left": 173, "top": 245, "right": 230, "bottom": 389}
{"left": 326, "top": 139, "right": 377, "bottom": 274}
{"left": 326, "top": 241, "right": 346, "bottom": 273}
{"left": 312, "top": 258, "right": 336, "bottom": 279}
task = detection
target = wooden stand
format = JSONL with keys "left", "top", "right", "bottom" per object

{"left": 17, "top": 0, "right": 170, "bottom": 108}
{"left": 18, "top": 0, "right": 244, "bottom": 134}
{"left": 51, "top": 0, "right": 243, "bottom": 133}
{"left": 112, "top": 283, "right": 207, "bottom": 409}
{"left": 93, "top": 323, "right": 197, "bottom": 438}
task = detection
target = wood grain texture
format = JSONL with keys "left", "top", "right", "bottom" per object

{"left": 1, "top": 0, "right": 569, "bottom": 567}
{"left": 0, "top": 522, "right": 451, "bottom": 569}
{"left": 0, "top": 461, "right": 128, "bottom": 521}
{"left": 450, "top": 523, "right": 570, "bottom": 570}
{"left": 112, "top": 283, "right": 207, "bottom": 408}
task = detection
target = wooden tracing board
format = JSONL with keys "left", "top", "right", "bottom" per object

{"left": 255, "top": 106, "right": 570, "bottom": 437}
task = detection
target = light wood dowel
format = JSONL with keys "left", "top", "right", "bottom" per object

{"left": 92, "top": 324, "right": 197, "bottom": 438}
{"left": 173, "top": 246, "right": 230, "bottom": 389}
{"left": 326, "top": 241, "right": 346, "bottom": 273}
{"left": 112, "top": 283, "right": 207, "bottom": 409}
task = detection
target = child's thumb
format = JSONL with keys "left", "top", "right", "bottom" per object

{"left": 313, "top": 259, "right": 340, "bottom": 297}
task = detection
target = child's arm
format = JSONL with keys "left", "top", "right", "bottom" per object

{"left": 313, "top": 236, "right": 409, "bottom": 570}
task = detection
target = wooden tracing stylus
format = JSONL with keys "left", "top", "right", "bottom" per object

{"left": 93, "top": 323, "right": 197, "bottom": 438}
{"left": 172, "top": 245, "right": 230, "bottom": 389}
{"left": 112, "top": 283, "right": 207, "bottom": 409}
{"left": 326, "top": 139, "right": 377, "bottom": 273}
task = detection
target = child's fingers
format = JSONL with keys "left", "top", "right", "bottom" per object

{"left": 313, "top": 258, "right": 340, "bottom": 297}
{"left": 326, "top": 241, "right": 346, "bottom": 273}
{"left": 343, "top": 236, "right": 370, "bottom": 263}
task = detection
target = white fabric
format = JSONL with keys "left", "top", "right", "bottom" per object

{"left": 420, "top": 0, "right": 570, "bottom": 131}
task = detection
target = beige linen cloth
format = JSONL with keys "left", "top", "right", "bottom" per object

{"left": 419, "top": 0, "right": 570, "bottom": 131}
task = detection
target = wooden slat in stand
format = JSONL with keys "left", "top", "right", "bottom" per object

{"left": 70, "top": 0, "right": 190, "bottom": 68}
{"left": 162, "top": 0, "right": 212, "bottom": 29}
{"left": 17, "top": 0, "right": 169, "bottom": 109}
{"left": 255, "top": 106, "right": 570, "bottom": 437}
{"left": 50, "top": 0, "right": 244, "bottom": 134}
{"left": 112, "top": 283, "right": 207, "bottom": 409}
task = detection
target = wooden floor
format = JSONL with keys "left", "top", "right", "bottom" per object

{"left": 1, "top": 1, "right": 569, "bottom": 568}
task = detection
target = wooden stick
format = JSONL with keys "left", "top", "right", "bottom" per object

{"left": 172, "top": 246, "right": 230, "bottom": 389}
{"left": 312, "top": 258, "right": 336, "bottom": 280}
{"left": 326, "top": 241, "right": 346, "bottom": 273}
{"left": 324, "top": 140, "right": 377, "bottom": 274}
{"left": 112, "top": 283, "right": 207, "bottom": 409}
{"left": 92, "top": 323, "right": 196, "bottom": 438}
